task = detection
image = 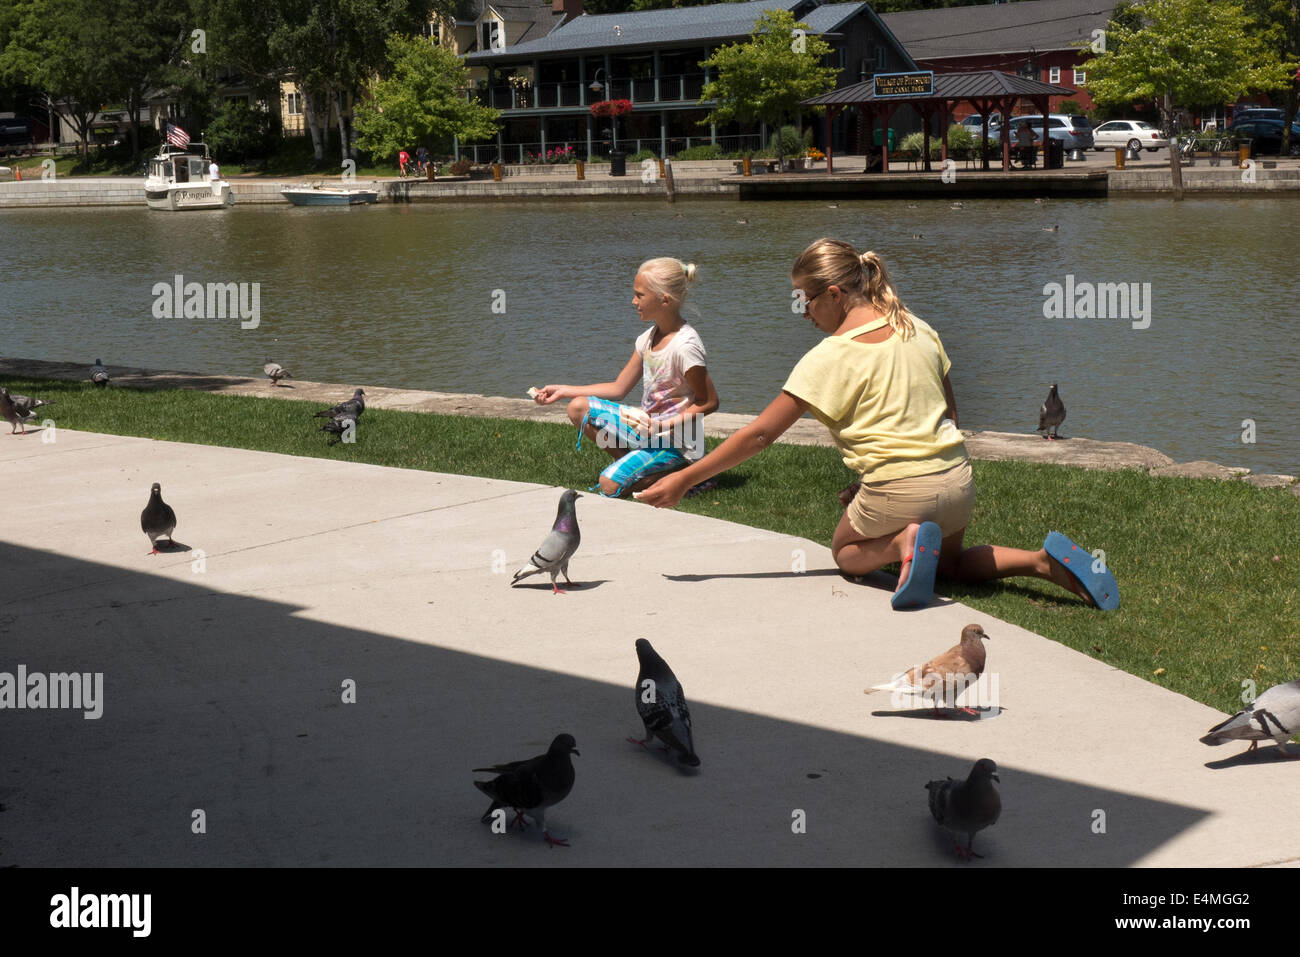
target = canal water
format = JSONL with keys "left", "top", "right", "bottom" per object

{"left": 2, "top": 196, "right": 1297, "bottom": 474}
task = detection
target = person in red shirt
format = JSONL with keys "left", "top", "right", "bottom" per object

{"left": 398, "top": 149, "right": 410, "bottom": 176}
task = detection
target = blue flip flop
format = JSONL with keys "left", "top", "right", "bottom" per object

{"left": 1043, "top": 531, "right": 1119, "bottom": 610}
{"left": 892, "top": 521, "right": 943, "bottom": 610}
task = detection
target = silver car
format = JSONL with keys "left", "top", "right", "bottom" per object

{"left": 1092, "top": 120, "right": 1169, "bottom": 152}
{"left": 990, "top": 115, "right": 1094, "bottom": 149}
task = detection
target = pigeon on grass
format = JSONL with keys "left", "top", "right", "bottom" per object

{"left": 141, "top": 483, "right": 178, "bottom": 555}
{"left": 264, "top": 360, "right": 290, "bottom": 386}
{"left": 1200, "top": 679, "right": 1300, "bottom": 758}
{"left": 511, "top": 490, "right": 581, "bottom": 594}
{"left": 90, "top": 359, "right": 110, "bottom": 387}
{"left": 926, "top": 758, "right": 1001, "bottom": 861}
{"left": 320, "top": 414, "right": 356, "bottom": 445}
{"left": 1, "top": 387, "right": 54, "bottom": 434}
{"left": 1036, "top": 384, "right": 1065, "bottom": 440}
{"left": 474, "top": 734, "right": 579, "bottom": 847}
{"left": 313, "top": 389, "right": 365, "bottom": 420}
{"left": 867, "top": 624, "right": 989, "bottom": 716}
{"left": 629, "top": 639, "right": 700, "bottom": 767}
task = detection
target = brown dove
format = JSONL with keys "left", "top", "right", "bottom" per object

{"left": 866, "top": 624, "right": 989, "bottom": 715}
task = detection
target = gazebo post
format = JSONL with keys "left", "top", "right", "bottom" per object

{"left": 941, "top": 103, "right": 949, "bottom": 164}
{"left": 1001, "top": 97, "right": 1017, "bottom": 171}
{"left": 922, "top": 110, "right": 931, "bottom": 172}
{"left": 1036, "top": 95, "right": 1049, "bottom": 167}
{"left": 825, "top": 107, "right": 834, "bottom": 174}
{"left": 880, "top": 105, "right": 894, "bottom": 173}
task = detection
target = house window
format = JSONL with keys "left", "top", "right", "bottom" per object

{"left": 876, "top": 46, "right": 887, "bottom": 69}
{"left": 286, "top": 92, "right": 302, "bottom": 116}
{"left": 1074, "top": 68, "right": 1086, "bottom": 85}
{"left": 1049, "top": 66, "right": 1060, "bottom": 83}
{"left": 481, "top": 21, "right": 500, "bottom": 51}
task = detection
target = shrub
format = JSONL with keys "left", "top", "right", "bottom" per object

{"left": 766, "top": 124, "right": 811, "bottom": 158}
{"left": 448, "top": 158, "right": 472, "bottom": 175}
{"left": 1057, "top": 100, "right": 1083, "bottom": 115}
{"left": 899, "top": 124, "right": 975, "bottom": 158}
{"left": 205, "top": 100, "right": 280, "bottom": 164}
{"left": 629, "top": 148, "right": 657, "bottom": 162}
{"left": 673, "top": 144, "right": 724, "bottom": 160}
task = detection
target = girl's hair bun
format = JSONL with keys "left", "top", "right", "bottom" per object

{"left": 684, "top": 262, "right": 698, "bottom": 283}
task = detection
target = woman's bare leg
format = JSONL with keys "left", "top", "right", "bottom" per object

{"left": 567, "top": 396, "right": 623, "bottom": 461}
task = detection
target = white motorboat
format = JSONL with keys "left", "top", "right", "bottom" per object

{"left": 145, "top": 143, "right": 233, "bottom": 210}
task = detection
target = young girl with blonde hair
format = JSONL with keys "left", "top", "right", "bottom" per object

{"left": 534, "top": 257, "right": 720, "bottom": 498}
{"left": 637, "top": 238, "right": 1118, "bottom": 611}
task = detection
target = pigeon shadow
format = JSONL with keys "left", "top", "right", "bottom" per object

{"left": 509, "top": 579, "right": 609, "bottom": 593}
{"left": 1203, "top": 745, "right": 1300, "bottom": 769}
{"left": 624, "top": 739, "right": 702, "bottom": 775}
{"left": 147, "top": 539, "right": 192, "bottom": 554}
{"left": 870, "top": 707, "right": 1003, "bottom": 722}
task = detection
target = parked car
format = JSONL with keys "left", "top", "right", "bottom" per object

{"left": 1228, "top": 119, "right": 1300, "bottom": 156}
{"left": 1232, "top": 107, "right": 1285, "bottom": 123}
{"left": 990, "top": 115, "right": 1094, "bottom": 150}
{"left": 1092, "top": 120, "right": 1169, "bottom": 152}
{"left": 958, "top": 114, "right": 1001, "bottom": 136}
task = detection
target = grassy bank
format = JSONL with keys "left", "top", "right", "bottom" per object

{"left": 8, "top": 374, "right": 1299, "bottom": 723}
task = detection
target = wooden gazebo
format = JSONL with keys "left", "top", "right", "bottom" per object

{"left": 803, "top": 71, "right": 1076, "bottom": 173}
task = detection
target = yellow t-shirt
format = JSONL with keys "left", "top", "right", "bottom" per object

{"left": 782, "top": 316, "right": 968, "bottom": 480}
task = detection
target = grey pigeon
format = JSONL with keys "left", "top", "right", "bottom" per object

{"left": 140, "top": 482, "right": 177, "bottom": 555}
{"left": 264, "top": 360, "right": 290, "bottom": 386}
{"left": 1, "top": 387, "right": 54, "bottom": 434}
{"left": 1200, "top": 679, "right": 1300, "bottom": 758}
{"left": 474, "top": 733, "right": 579, "bottom": 847}
{"left": 629, "top": 639, "right": 700, "bottom": 767}
{"left": 926, "top": 758, "right": 1001, "bottom": 861}
{"left": 90, "top": 358, "right": 110, "bottom": 388}
{"left": 1036, "top": 383, "right": 1065, "bottom": 439}
{"left": 313, "top": 388, "right": 364, "bottom": 419}
{"left": 511, "top": 490, "right": 581, "bottom": 595}
{"left": 320, "top": 414, "right": 356, "bottom": 445}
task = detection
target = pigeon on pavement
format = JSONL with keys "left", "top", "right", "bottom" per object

{"left": 927, "top": 758, "right": 1001, "bottom": 861}
{"left": 320, "top": 414, "right": 355, "bottom": 445}
{"left": 1036, "top": 383, "right": 1065, "bottom": 440}
{"left": 1, "top": 387, "right": 54, "bottom": 434}
{"left": 313, "top": 388, "right": 365, "bottom": 419}
{"left": 511, "top": 490, "right": 581, "bottom": 594}
{"left": 474, "top": 733, "right": 579, "bottom": 847}
{"left": 629, "top": 639, "right": 700, "bottom": 767}
{"left": 1200, "top": 679, "right": 1300, "bottom": 758}
{"left": 140, "top": 483, "right": 177, "bottom": 555}
{"left": 264, "top": 360, "right": 290, "bottom": 386}
{"left": 90, "top": 359, "right": 110, "bottom": 387}
{"left": 867, "top": 624, "right": 989, "bottom": 714}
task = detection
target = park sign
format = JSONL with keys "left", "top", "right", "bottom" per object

{"left": 873, "top": 71, "right": 934, "bottom": 98}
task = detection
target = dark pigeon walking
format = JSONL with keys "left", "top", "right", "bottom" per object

{"left": 629, "top": 639, "right": 700, "bottom": 767}
{"left": 1036, "top": 383, "right": 1065, "bottom": 440}
{"left": 140, "top": 483, "right": 177, "bottom": 555}
{"left": 474, "top": 734, "right": 579, "bottom": 847}
{"left": 1, "top": 387, "right": 55, "bottom": 434}
{"left": 313, "top": 388, "right": 365, "bottom": 420}
{"left": 90, "top": 359, "right": 110, "bottom": 387}
{"left": 1200, "top": 679, "right": 1300, "bottom": 758}
{"left": 926, "top": 758, "right": 1001, "bottom": 861}
{"left": 511, "top": 490, "right": 581, "bottom": 594}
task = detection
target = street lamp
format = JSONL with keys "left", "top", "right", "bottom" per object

{"left": 589, "top": 68, "right": 617, "bottom": 152}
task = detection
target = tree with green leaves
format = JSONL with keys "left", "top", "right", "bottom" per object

{"left": 354, "top": 32, "right": 499, "bottom": 162}
{"left": 699, "top": 9, "right": 837, "bottom": 165}
{"left": 1084, "top": 0, "right": 1296, "bottom": 194}
{"left": 1241, "top": 0, "right": 1300, "bottom": 153}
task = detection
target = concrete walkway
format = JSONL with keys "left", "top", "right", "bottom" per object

{"left": 1, "top": 428, "right": 1295, "bottom": 867}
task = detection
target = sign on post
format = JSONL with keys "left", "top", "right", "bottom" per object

{"left": 873, "top": 71, "right": 934, "bottom": 98}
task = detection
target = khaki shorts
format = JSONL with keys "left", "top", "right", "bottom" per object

{"left": 845, "top": 460, "right": 975, "bottom": 540}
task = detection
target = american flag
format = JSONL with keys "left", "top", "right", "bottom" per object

{"left": 165, "top": 123, "right": 190, "bottom": 148}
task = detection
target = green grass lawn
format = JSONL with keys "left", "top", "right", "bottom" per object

{"left": 9, "top": 375, "right": 1299, "bottom": 722}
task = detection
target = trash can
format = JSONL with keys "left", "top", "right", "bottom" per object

{"left": 610, "top": 149, "right": 627, "bottom": 177}
{"left": 1047, "top": 139, "right": 1065, "bottom": 169}
{"left": 872, "top": 128, "right": 897, "bottom": 150}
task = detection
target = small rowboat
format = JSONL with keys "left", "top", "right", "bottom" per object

{"left": 281, "top": 185, "right": 378, "bottom": 206}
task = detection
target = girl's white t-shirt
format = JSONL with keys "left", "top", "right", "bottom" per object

{"left": 633, "top": 322, "right": 707, "bottom": 460}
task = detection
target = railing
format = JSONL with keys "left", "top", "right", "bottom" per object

{"left": 456, "top": 133, "right": 764, "bottom": 165}
{"left": 466, "top": 73, "right": 709, "bottom": 111}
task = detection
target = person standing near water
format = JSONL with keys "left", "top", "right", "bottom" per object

{"left": 635, "top": 238, "right": 1118, "bottom": 611}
